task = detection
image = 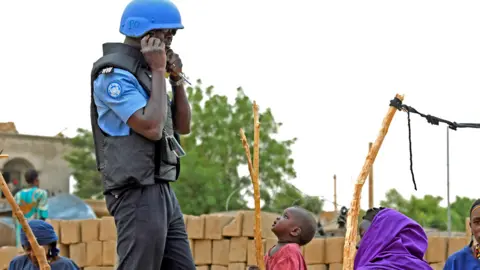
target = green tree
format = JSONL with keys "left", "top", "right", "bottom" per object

{"left": 380, "top": 188, "right": 463, "bottom": 231}
{"left": 64, "top": 128, "right": 103, "bottom": 199}
{"left": 64, "top": 80, "right": 323, "bottom": 215}
{"left": 450, "top": 196, "right": 475, "bottom": 231}
{"left": 266, "top": 183, "right": 324, "bottom": 214}
{"left": 174, "top": 80, "right": 322, "bottom": 215}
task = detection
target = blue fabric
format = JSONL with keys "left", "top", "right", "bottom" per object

{"left": 444, "top": 246, "right": 480, "bottom": 269}
{"left": 93, "top": 68, "right": 148, "bottom": 136}
{"left": 47, "top": 194, "right": 96, "bottom": 220}
{"left": 120, "top": 0, "right": 184, "bottom": 37}
{"left": 20, "top": 220, "right": 58, "bottom": 246}
{"left": 8, "top": 255, "right": 80, "bottom": 270}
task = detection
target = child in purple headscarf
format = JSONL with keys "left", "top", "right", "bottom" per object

{"left": 443, "top": 199, "right": 480, "bottom": 269}
{"left": 354, "top": 207, "right": 431, "bottom": 270}
{"left": 8, "top": 219, "right": 79, "bottom": 270}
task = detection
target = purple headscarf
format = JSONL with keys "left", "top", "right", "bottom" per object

{"left": 354, "top": 208, "right": 432, "bottom": 270}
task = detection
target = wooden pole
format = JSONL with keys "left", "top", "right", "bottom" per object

{"left": 239, "top": 101, "right": 265, "bottom": 270}
{"left": 368, "top": 142, "right": 374, "bottom": 209}
{"left": 0, "top": 153, "right": 51, "bottom": 270}
{"left": 342, "top": 94, "right": 404, "bottom": 270}
{"left": 333, "top": 174, "right": 338, "bottom": 213}
{"left": 252, "top": 102, "right": 263, "bottom": 270}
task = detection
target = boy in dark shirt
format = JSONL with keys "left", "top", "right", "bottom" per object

{"left": 249, "top": 206, "right": 317, "bottom": 270}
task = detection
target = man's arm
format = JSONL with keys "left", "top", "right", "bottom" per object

{"left": 166, "top": 48, "right": 191, "bottom": 134}
{"left": 171, "top": 82, "right": 191, "bottom": 134}
{"left": 127, "top": 69, "right": 169, "bottom": 140}
{"left": 95, "top": 70, "right": 168, "bottom": 141}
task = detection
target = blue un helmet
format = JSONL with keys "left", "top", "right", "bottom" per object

{"left": 120, "top": 0, "right": 184, "bottom": 38}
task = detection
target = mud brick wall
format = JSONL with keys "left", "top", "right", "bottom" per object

{"left": 0, "top": 217, "right": 117, "bottom": 270}
{"left": 0, "top": 212, "right": 473, "bottom": 270}
{"left": 188, "top": 211, "right": 347, "bottom": 269}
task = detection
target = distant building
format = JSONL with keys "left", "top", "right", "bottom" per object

{"left": 0, "top": 122, "right": 73, "bottom": 196}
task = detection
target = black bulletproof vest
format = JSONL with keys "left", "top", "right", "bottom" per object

{"left": 90, "top": 43, "right": 180, "bottom": 191}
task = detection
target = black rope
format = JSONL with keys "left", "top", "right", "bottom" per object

{"left": 406, "top": 110, "right": 417, "bottom": 190}
{"left": 389, "top": 96, "right": 480, "bottom": 191}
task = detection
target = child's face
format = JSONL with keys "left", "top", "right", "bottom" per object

{"left": 271, "top": 207, "right": 300, "bottom": 239}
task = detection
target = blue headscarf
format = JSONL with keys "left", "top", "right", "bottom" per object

{"left": 20, "top": 219, "right": 59, "bottom": 257}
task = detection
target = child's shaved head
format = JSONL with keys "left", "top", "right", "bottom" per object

{"left": 271, "top": 206, "right": 317, "bottom": 246}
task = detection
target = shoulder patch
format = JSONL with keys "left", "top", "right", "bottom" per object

{"left": 101, "top": 67, "right": 114, "bottom": 74}
{"left": 107, "top": 81, "right": 122, "bottom": 98}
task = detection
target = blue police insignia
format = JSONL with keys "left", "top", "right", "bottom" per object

{"left": 107, "top": 82, "right": 122, "bottom": 98}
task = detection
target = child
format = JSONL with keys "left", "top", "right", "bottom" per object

{"left": 249, "top": 206, "right": 317, "bottom": 270}
{"left": 9, "top": 219, "right": 80, "bottom": 270}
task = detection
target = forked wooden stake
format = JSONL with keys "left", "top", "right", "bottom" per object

{"left": 342, "top": 94, "right": 404, "bottom": 270}
{"left": 252, "top": 102, "right": 264, "bottom": 270}
{"left": 0, "top": 153, "right": 51, "bottom": 270}
{"left": 239, "top": 101, "right": 265, "bottom": 270}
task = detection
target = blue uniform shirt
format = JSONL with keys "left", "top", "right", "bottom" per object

{"left": 93, "top": 68, "right": 149, "bottom": 136}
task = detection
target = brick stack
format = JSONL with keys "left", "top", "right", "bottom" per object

{"left": 0, "top": 213, "right": 473, "bottom": 270}
{"left": 186, "top": 211, "right": 347, "bottom": 270}
{"left": 425, "top": 235, "right": 470, "bottom": 269}
{"left": 49, "top": 217, "right": 117, "bottom": 270}
{"left": 0, "top": 246, "right": 22, "bottom": 270}
{"left": 0, "top": 217, "right": 118, "bottom": 270}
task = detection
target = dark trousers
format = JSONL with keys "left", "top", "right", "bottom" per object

{"left": 105, "top": 182, "right": 195, "bottom": 270}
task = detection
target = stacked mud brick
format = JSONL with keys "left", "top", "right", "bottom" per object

{"left": 425, "top": 235, "right": 470, "bottom": 270}
{"left": 0, "top": 217, "right": 118, "bottom": 270}
{"left": 48, "top": 217, "right": 118, "bottom": 270}
{"left": 0, "top": 246, "right": 21, "bottom": 270}
{"left": 0, "top": 214, "right": 474, "bottom": 270}
{"left": 185, "top": 211, "right": 346, "bottom": 270}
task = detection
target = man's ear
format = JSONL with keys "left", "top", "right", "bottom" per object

{"left": 290, "top": 227, "right": 302, "bottom": 237}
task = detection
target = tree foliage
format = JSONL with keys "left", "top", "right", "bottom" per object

{"left": 64, "top": 80, "right": 324, "bottom": 216}
{"left": 64, "top": 128, "right": 103, "bottom": 199}
{"left": 380, "top": 188, "right": 475, "bottom": 231}
{"left": 172, "top": 80, "right": 321, "bottom": 215}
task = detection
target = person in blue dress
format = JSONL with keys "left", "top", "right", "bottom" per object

{"left": 444, "top": 199, "right": 480, "bottom": 269}
{"left": 8, "top": 220, "right": 79, "bottom": 270}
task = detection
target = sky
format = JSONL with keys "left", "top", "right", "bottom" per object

{"left": 2, "top": 0, "right": 480, "bottom": 212}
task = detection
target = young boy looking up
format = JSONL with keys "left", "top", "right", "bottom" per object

{"left": 249, "top": 206, "right": 317, "bottom": 270}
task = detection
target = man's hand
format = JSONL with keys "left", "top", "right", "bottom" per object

{"left": 141, "top": 35, "right": 167, "bottom": 72}
{"left": 166, "top": 48, "right": 183, "bottom": 81}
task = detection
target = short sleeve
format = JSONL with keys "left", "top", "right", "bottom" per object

{"left": 94, "top": 70, "right": 147, "bottom": 124}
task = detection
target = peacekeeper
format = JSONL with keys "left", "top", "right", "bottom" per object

{"left": 89, "top": 0, "right": 193, "bottom": 269}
